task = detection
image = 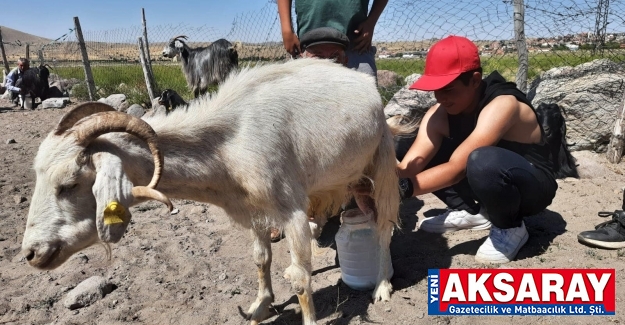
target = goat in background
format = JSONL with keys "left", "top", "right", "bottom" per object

{"left": 162, "top": 35, "right": 239, "bottom": 98}
{"left": 158, "top": 88, "right": 188, "bottom": 112}
{"left": 20, "top": 64, "right": 65, "bottom": 104}
{"left": 21, "top": 59, "right": 400, "bottom": 325}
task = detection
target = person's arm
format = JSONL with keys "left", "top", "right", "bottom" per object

{"left": 4, "top": 70, "right": 20, "bottom": 93}
{"left": 352, "top": 0, "right": 389, "bottom": 53}
{"left": 398, "top": 104, "right": 446, "bottom": 178}
{"left": 277, "top": 0, "right": 301, "bottom": 57}
{"left": 405, "top": 95, "right": 520, "bottom": 197}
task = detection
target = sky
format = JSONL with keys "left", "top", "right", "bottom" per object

{"left": 4, "top": 0, "right": 273, "bottom": 40}
{"left": 3, "top": 0, "right": 623, "bottom": 43}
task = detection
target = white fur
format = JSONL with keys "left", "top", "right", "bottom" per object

{"left": 22, "top": 59, "right": 400, "bottom": 325}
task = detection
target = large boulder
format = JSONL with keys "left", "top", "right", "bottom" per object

{"left": 41, "top": 97, "right": 70, "bottom": 109}
{"left": 529, "top": 59, "right": 625, "bottom": 152}
{"left": 99, "top": 94, "right": 129, "bottom": 112}
{"left": 383, "top": 73, "right": 436, "bottom": 119}
{"left": 126, "top": 103, "right": 145, "bottom": 118}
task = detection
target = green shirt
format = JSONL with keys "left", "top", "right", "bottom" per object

{"left": 295, "top": 0, "right": 369, "bottom": 41}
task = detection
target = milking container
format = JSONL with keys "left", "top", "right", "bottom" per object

{"left": 335, "top": 208, "right": 393, "bottom": 291}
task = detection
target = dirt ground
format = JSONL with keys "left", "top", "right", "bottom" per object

{"left": 1, "top": 99, "right": 625, "bottom": 325}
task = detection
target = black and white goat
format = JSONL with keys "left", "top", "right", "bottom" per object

{"left": 158, "top": 88, "right": 188, "bottom": 112}
{"left": 162, "top": 35, "right": 239, "bottom": 98}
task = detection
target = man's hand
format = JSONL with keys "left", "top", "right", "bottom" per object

{"left": 282, "top": 31, "right": 301, "bottom": 58}
{"left": 398, "top": 178, "right": 414, "bottom": 200}
{"left": 352, "top": 19, "right": 376, "bottom": 53}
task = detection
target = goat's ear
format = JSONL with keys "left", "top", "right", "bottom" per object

{"left": 92, "top": 153, "right": 134, "bottom": 243}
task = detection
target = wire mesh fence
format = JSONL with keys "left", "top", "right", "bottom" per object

{"left": 6, "top": 0, "right": 625, "bottom": 148}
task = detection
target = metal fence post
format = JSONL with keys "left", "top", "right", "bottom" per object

{"left": 0, "top": 27, "right": 9, "bottom": 74}
{"left": 74, "top": 16, "right": 97, "bottom": 101}
{"left": 514, "top": 0, "right": 528, "bottom": 92}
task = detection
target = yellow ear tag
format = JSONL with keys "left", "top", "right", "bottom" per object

{"left": 103, "top": 201, "right": 127, "bottom": 225}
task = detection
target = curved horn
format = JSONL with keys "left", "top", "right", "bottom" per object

{"left": 132, "top": 186, "right": 173, "bottom": 211}
{"left": 171, "top": 35, "right": 188, "bottom": 42}
{"left": 55, "top": 102, "right": 116, "bottom": 135}
{"left": 71, "top": 111, "right": 163, "bottom": 189}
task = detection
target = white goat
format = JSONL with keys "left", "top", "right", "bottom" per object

{"left": 21, "top": 59, "right": 399, "bottom": 325}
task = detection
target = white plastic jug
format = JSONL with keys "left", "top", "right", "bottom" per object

{"left": 20, "top": 94, "right": 34, "bottom": 109}
{"left": 335, "top": 208, "right": 393, "bottom": 291}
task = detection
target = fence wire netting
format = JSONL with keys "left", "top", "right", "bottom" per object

{"left": 4, "top": 0, "right": 625, "bottom": 150}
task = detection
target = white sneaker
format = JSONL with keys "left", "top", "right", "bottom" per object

{"left": 417, "top": 209, "right": 491, "bottom": 233}
{"left": 475, "top": 221, "right": 529, "bottom": 264}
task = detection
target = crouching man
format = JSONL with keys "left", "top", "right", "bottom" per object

{"left": 3, "top": 58, "right": 29, "bottom": 106}
{"left": 396, "top": 36, "right": 558, "bottom": 264}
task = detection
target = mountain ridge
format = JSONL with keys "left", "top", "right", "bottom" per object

{"left": 1, "top": 26, "right": 51, "bottom": 64}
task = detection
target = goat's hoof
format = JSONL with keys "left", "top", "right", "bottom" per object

{"left": 372, "top": 280, "right": 392, "bottom": 303}
{"left": 240, "top": 297, "right": 275, "bottom": 324}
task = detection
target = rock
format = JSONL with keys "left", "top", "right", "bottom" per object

{"left": 41, "top": 98, "right": 70, "bottom": 109}
{"left": 5, "top": 139, "right": 16, "bottom": 144}
{"left": 189, "top": 206, "right": 206, "bottom": 216}
{"left": 63, "top": 276, "right": 116, "bottom": 310}
{"left": 105, "top": 94, "right": 129, "bottom": 112}
{"left": 404, "top": 73, "right": 421, "bottom": 87}
{"left": 377, "top": 70, "right": 402, "bottom": 89}
{"left": 383, "top": 73, "right": 436, "bottom": 119}
{"left": 49, "top": 80, "right": 67, "bottom": 92}
{"left": 529, "top": 59, "right": 625, "bottom": 152}
{"left": 13, "top": 195, "right": 26, "bottom": 204}
{"left": 126, "top": 104, "right": 145, "bottom": 118}
{"left": 144, "top": 98, "right": 167, "bottom": 118}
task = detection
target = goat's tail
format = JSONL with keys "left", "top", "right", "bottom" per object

{"left": 370, "top": 126, "right": 400, "bottom": 236}
{"left": 386, "top": 115, "right": 420, "bottom": 137}
{"left": 367, "top": 124, "right": 400, "bottom": 300}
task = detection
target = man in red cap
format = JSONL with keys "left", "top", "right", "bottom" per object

{"left": 397, "top": 35, "right": 558, "bottom": 263}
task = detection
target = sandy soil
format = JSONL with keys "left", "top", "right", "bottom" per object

{"left": 1, "top": 99, "right": 624, "bottom": 325}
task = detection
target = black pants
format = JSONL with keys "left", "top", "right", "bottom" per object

{"left": 396, "top": 134, "right": 557, "bottom": 229}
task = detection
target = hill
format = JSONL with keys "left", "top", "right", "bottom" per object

{"left": 1, "top": 25, "right": 51, "bottom": 64}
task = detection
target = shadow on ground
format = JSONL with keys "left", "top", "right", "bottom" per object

{"left": 269, "top": 197, "right": 453, "bottom": 324}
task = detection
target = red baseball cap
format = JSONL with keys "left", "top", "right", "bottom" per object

{"left": 410, "top": 35, "right": 481, "bottom": 91}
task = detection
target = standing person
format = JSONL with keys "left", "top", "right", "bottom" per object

{"left": 277, "top": 0, "right": 388, "bottom": 79}
{"left": 394, "top": 35, "right": 558, "bottom": 264}
{"left": 4, "top": 58, "right": 30, "bottom": 105}
{"left": 298, "top": 27, "right": 350, "bottom": 66}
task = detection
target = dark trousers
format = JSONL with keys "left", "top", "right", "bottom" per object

{"left": 396, "top": 135, "right": 557, "bottom": 229}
